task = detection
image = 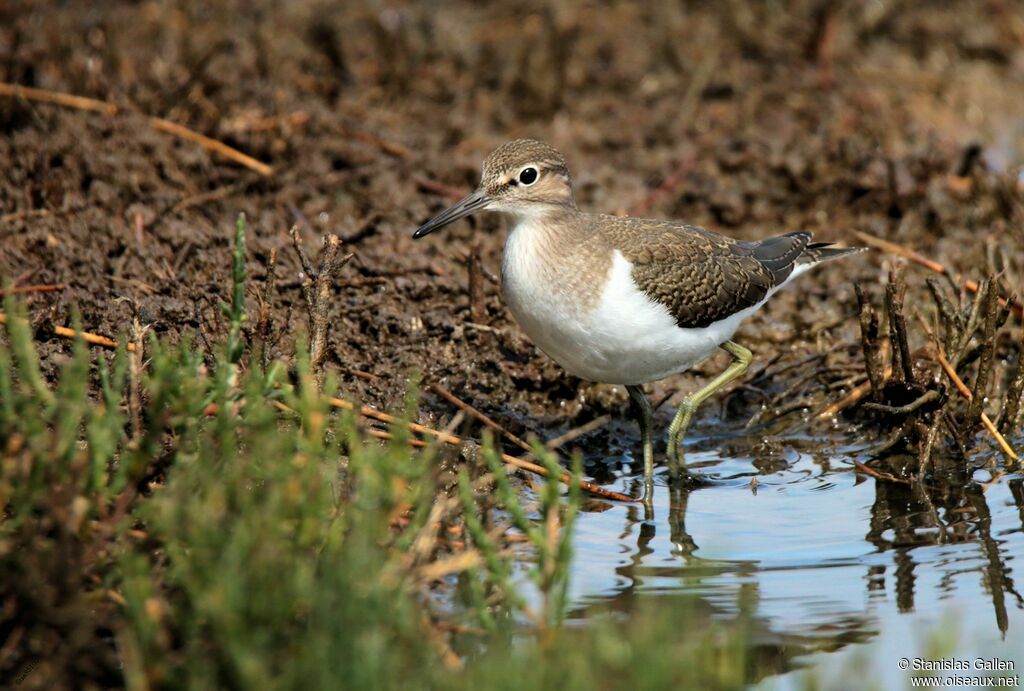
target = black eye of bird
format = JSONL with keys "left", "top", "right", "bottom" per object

{"left": 518, "top": 167, "right": 538, "bottom": 186}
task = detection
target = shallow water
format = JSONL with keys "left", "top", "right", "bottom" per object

{"left": 564, "top": 430, "right": 1024, "bottom": 684}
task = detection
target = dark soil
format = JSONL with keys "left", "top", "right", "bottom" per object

{"left": 2, "top": 0, "right": 1023, "bottom": 454}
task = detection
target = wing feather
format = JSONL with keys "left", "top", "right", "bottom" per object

{"left": 600, "top": 216, "right": 811, "bottom": 328}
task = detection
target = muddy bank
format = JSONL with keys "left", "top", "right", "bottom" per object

{"left": 2, "top": 0, "right": 1023, "bottom": 451}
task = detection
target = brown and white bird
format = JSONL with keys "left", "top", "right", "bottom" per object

{"left": 413, "top": 139, "right": 860, "bottom": 504}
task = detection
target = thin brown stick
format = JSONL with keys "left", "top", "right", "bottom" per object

{"left": 148, "top": 116, "right": 273, "bottom": 176}
{"left": 324, "top": 404, "right": 606, "bottom": 495}
{"left": 855, "top": 283, "right": 886, "bottom": 397}
{"left": 545, "top": 414, "right": 612, "bottom": 451}
{"left": 455, "top": 247, "right": 499, "bottom": 285}
{"left": 852, "top": 460, "right": 912, "bottom": 485}
{"left": 936, "top": 350, "right": 1019, "bottom": 461}
{"left": 350, "top": 413, "right": 630, "bottom": 499}
{"left": 863, "top": 389, "right": 940, "bottom": 416}
{"left": 916, "top": 412, "right": 945, "bottom": 480}
{"left": 337, "top": 276, "right": 390, "bottom": 287}
{"left": 0, "top": 312, "right": 136, "bottom": 351}
{"left": 0, "top": 82, "right": 117, "bottom": 114}
{"left": 0, "top": 283, "right": 64, "bottom": 296}
{"left": 885, "top": 266, "right": 914, "bottom": 385}
{"left": 466, "top": 241, "right": 487, "bottom": 323}
{"left": 854, "top": 231, "right": 1023, "bottom": 320}
{"left": 127, "top": 314, "right": 145, "bottom": 439}
{"left": 326, "top": 393, "right": 462, "bottom": 445}
{"left": 817, "top": 367, "right": 892, "bottom": 418}
{"left": 969, "top": 278, "right": 1000, "bottom": 423}
{"left": 1002, "top": 325, "right": 1024, "bottom": 433}
{"left": 289, "top": 228, "right": 352, "bottom": 389}
{"left": 0, "top": 82, "right": 273, "bottom": 176}
{"left": 429, "top": 383, "right": 534, "bottom": 454}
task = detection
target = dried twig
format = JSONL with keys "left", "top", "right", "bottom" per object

{"left": 315, "top": 396, "right": 635, "bottom": 502}
{"left": 817, "top": 368, "right": 892, "bottom": 418}
{"left": 916, "top": 412, "right": 945, "bottom": 479}
{"left": 148, "top": 117, "right": 273, "bottom": 176}
{"left": 855, "top": 283, "right": 885, "bottom": 398}
{"left": 289, "top": 227, "right": 353, "bottom": 389}
{"left": 1001, "top": 325, "right": 1024, "bottom": 433}
{"left": 366, "top": 426, "right": 633, "bottom": 502}
{"left": 0, "top": 283, "right": 65, "bottom": 296}
{"left": 545, "top": 414, "right": 612, "bottom": 451}
{"left": 863, "top": 389, "right": 941, "bottom": 416}
{"left": 855, "top": 231, "right": 1023, "bottom": 320}
{"left": 407, "top": 497, "right": 460, "bottom": 565}
{"left": 968, "top": 278, "right": 1001, "bottom": 423}
{"left": 0, "top": 82, "right": 273, "bottom": 176}
{"left": 852, "top": 460, "right": 912, "bottom": 485}
{"left": 429, "top": 383, "right": 533, "bottom": 455}
{"left": 885, "top": 266, "right": 914, "bottom": 385}
{"left": 127, "top": 312, "right": 146, "bottom": 439}
{"left": 466, "top": 241, "right": 487, "bottom": 323}
{"left": 277, "top": 390, "right": 629, "bottom": 499}
{"left": 936, "top": 350, "right": 1018, "bottom": 462}
{"left": 0, "top": 82, "right": 117, "bottom": 113}
{"left": 0, "top": 312, "right": 136, "bottom": 351}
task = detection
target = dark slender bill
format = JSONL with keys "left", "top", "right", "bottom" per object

{"left": 412, "top": 188, "right": 489, "bottom": 238}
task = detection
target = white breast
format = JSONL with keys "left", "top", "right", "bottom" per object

{"left": 501, "top": 220, "right": 792, "bottom": 386}
{"left": 501, "top": 217, "right": 593, "bottom": 372}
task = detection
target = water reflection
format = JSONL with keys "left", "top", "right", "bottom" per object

{"left": 567, "top": 436, "right": 1024, "bottom": 676}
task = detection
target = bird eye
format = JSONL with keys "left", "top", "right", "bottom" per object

{"left": 518, "top": 167, "right": 538, "bottom": 186}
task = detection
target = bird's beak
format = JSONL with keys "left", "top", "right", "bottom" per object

{"left": 412, "top": 188, "right": 490, "bottom": 239}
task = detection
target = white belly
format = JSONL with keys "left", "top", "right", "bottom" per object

{"left": 502, "top": 223, "right": 790, "bottom": 386}
{"left": 577, "top": 250, "right": 766, "bottom": 384}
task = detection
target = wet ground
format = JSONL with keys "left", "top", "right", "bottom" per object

{"left": 3, "top": 0, "right": 1024, "bottom": 685}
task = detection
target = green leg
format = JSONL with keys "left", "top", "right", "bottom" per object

{"left": 666, "top": 341, "right": 753, "bottom": 475}
{"left": 626, "top": 384, "right": 655, "bottom": 507}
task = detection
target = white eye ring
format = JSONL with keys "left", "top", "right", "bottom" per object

{"left": 517, "top": 166, "right": 539, "bottom": 186}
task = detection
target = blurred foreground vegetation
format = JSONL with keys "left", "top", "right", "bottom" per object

{"left": 1, "top": 220, "right": 757, "bottom": 689}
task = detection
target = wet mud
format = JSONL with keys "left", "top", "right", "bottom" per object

{"left": 2, "top": 0, "right": 1023, "bottom": 459}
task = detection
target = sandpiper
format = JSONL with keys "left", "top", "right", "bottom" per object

{"left": 413, "top": 139, "right": 860, "bottom": 503}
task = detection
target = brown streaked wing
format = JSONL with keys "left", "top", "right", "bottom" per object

{"left": 598, "top": 215, "right": 811, "bottom": 329}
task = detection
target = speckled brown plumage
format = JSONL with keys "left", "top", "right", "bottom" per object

{"left": 585, "top": 214, "right": 858, "bottom": 328}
